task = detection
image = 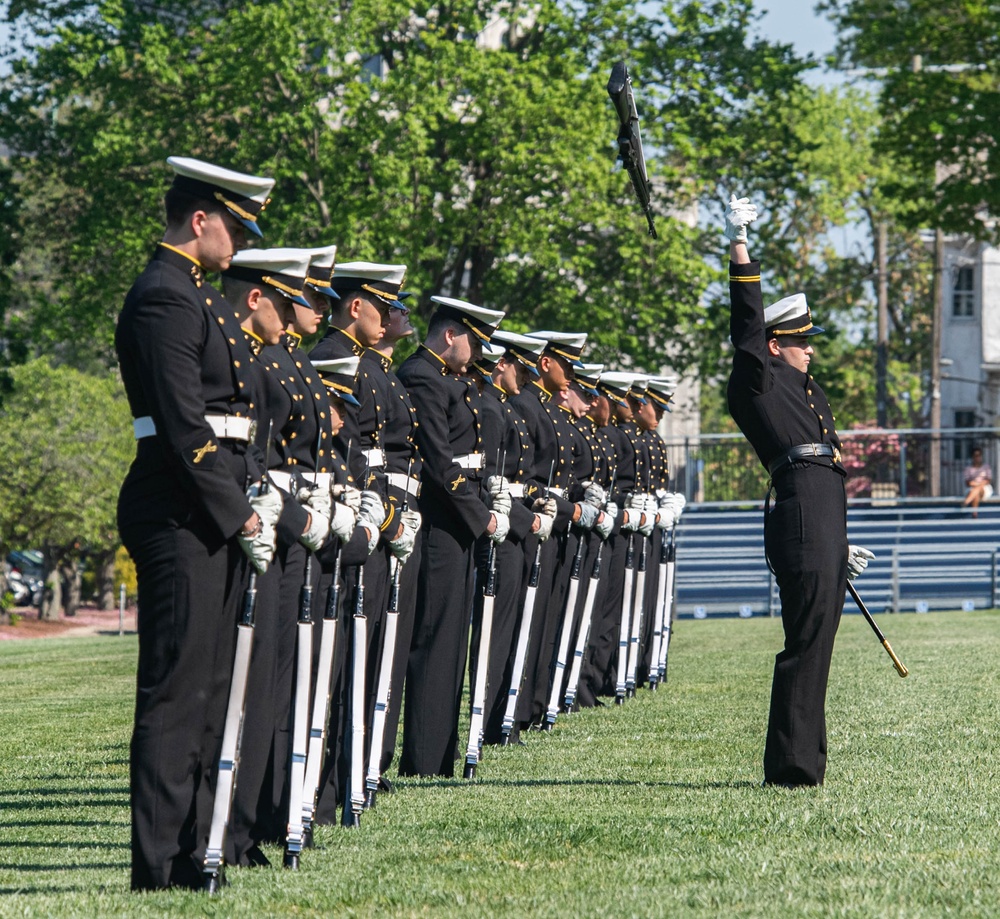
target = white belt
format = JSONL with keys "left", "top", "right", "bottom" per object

{"left": 386, "top": 472, "right": 421, "bottom": 498}
{"left": 455, "top": 453, "right": 484, "bottom": 471}
{"left": 362, "top": 447, "right": 385, "bottom": 469}
{"left": 133, "top": 414, "right": 253, "bottom": 442}
{"left": 548, "top": 486, "right": 566, "bottom": 498}
{"left": 508, "top": 483, "right": 526, "bottom": 498}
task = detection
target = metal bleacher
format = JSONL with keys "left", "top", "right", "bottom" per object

{"left": 673, "top": 500, "right": 1000, "bottom": 618}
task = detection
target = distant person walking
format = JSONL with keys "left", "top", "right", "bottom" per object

{"left": 963, "top": 447, "right": 993, "bottom": 517}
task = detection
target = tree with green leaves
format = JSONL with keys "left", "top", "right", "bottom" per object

{"left": 0, "top": 359, "right": 133, "bottom": 618}
{"left": 0, "top": 0, "right": 814, "bottom": 381}
{"left": 820, "top": 0, "right": 1000, "bottom": 239}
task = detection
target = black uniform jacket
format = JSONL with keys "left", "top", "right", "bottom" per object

{"left": 727, "top": 260, "right": 843, "bottom": 473}
{"left": 509, "top": 382, "right": 577, "bottom": 530}
{"left": 116, "top": 244, "right": 255, "bottom": 542}
{"left": 480, "top": 383, "right": 535, "bottom": 543}
{"left": 397, "top": 346, "right": 492, "bottom": 540}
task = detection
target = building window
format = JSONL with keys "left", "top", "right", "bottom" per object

{"left": 952, "top": 266, "right": 975, "bottom": 317}
{"left": 955, "top": 409, "right": 977, "bottom": 462}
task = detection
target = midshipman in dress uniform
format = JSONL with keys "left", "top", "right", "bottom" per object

{"left": 396, "top": 297, "right": 506, "bottom": 777}
{"left": 116, "top": 157, "right": 277, "bottom": 891}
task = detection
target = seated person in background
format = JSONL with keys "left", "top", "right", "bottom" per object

{"left": 963, "top": 447, "right": 993, "bottom": 516}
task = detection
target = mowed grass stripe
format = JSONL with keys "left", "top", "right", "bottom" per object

{"left": 1, "top": 610, "right": 999, "bottom": 917}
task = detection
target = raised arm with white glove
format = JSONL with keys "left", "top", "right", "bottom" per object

{"left": 724, "top": 193, "right": 759, "bottom": 243}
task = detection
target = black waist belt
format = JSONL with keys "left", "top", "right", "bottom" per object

{"left": 768, "top": 443, "right": 835, "bottom": 478}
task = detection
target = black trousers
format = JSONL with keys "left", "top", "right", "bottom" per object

{"left": 515, "top": 531, "right": 567, "bottom": 726}
{"left": 399, "top": 519, "right": 476, "bottom": 777}
{"left": 578, "top": 531, "right": 629, "bottom": 703}
{"left": 763, "top": 464, "right": 848, "bottom": 786}
{"left": 638, "top": 529, "right": 662, "bottom": 686}
{"left": 123, "top": 520, "right": 244, "bottom": 891}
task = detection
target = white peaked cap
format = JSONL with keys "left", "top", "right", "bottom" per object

{"left": 331, "top": 261, "right": 408, "bottom": 303}
{"left": 526, "top": 330, "right": 587, "bottom": 366}
{"left": 764, "top": 292, "right": 823, "bottom": 336}
{"left": 226, "top": 247, "right": 313, "bottom": 305}
{"left": 492, "top": 329, "right": 547, "bottom": 357}
{"left": 167, "top": 156, "right": 274, "bottom": 237}
{"left": 429, "top": 295, "right": 506, "bottom": 341}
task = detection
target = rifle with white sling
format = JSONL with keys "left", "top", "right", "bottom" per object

{"left": 203, "top": 421, "right": 273, "bottom": 894}
{"left": 283, "top": 451, "right": 322, "bottom": 869}
{"left": 301, "top": 441, "right": 350, "bottom": 844}
{"left": 464, "top": 450, "right": 503, "bottom": 776}
{"left": 543, "top": 523, "right": 587, "bottom": 730}
{"left": 500, "top": 460, "right": 555, "bottom": 745}
{"left": 365, "top": 457, "right": 413, "bottom": 806}
{"left": 563, "top": 463, "right": 615, "bottom": 712}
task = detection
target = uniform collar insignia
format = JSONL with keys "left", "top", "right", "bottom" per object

{"left": 531, "top": 380, "right": 551, "bottom": 403}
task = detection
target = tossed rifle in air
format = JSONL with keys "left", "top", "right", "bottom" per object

{"left": 284, "top": 448, "right": 323, "bottom": 869}
{"left": 847, "top": 581, "right": 909, "bottom": 678}
{"left": 203, "top": 420, "right": 273, "bottom": 894}
{"left": 501, "top": 460, "right": 556, "bottom": 745}
{"left": 301, "top": 441, "right": 350, "bottom": 845}
{"left": 544, "top": 519, "right": 587, "bottom": 730}
{"left": 343, "top": 457, "right": 371, "bottom": 828}
{"left": 465, "top": 450, "right": 504, "bottom": 777}
{"left": 607, "top": 61, "right": 657, "bottom": 239}
{"left": 563, "top": 463, "right": 616, "bottom": 712}
{"left": 366, "top": 457, "right": 414, "bottom": 807}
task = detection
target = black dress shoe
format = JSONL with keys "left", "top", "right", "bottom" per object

{"left": 243, "top": 844, "right": 272, "bottom": 868}
{"left": 377, "top": 776, "right": 395, "bottom": 794}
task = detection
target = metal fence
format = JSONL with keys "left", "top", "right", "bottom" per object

{"left": 664, "top": 427, "right": 1000, "bottom": 504}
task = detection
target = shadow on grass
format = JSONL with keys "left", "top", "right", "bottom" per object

{"left": 402, "top": 777, "right": 760, "bottom": 791}
{"left": 0, "top": 798, "right": 128, "bottom": 812}
{"left": 2, "top": 819, "right": 124, "bottom": 829}
{"left": 0, "top": 787, "right": 125, "bottom": 797}
{"left": 0, "top": 887, "right": 91, "bottom": 894}
{"left": 13, "top": 863, "right": 127, "bottom": 872}
{"left": 0, "top": 841, "right": 128, "bottom": 849}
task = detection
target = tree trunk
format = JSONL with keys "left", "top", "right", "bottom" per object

{"left": 39, "top": 547, "right": 62, "bottom": 621}
{"left": 95, "top": 549, "right": 117, "bottom": 611}
{"left": 62, "top": 560, "right": 82, "bottom": 618}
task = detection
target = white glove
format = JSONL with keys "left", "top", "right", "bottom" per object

{"left": 621, "top": 493, "right": 640, "bottom": 532}
{"left": 332, "top": 483, "right": 363, "bottom": 512}
{"left": 847, "top": 545, "right": 875, "bottom": 581}
{"left": 724, "top": 193, "right": 759, "bottom": 243}
{"left": 576, "top": 503, "right": 599, "bottom": 530}
{"left": 534, "top": 512, "right": 555, "bottom": 543}
{"left": 670, "top": 492, "right": 686, "bottom": 520}
{"left": 297, "top": 484, "right": 332, "bottom": 550}
{"left": 329, "top": 501, "right": 358, "bottom": 544}
{"left": 486, "top": 474, "right": 510, "bottom": 498}
{"left": 249, "top": 487, "right": 283, "bottom": 529}
{"left": 357, "top": 491, "right": 386, "bottom": 554}
{"left": 582, "top": 480, "right": 606, "bottom": 509}
{"left": 637, "top": 508, "right": 654, "bottom": 537}
{"left": 533, "top": 497, "right": 558, "bottom": 518}
{"left": 594, "top": 501, "right": 616, "bottom": 540}
{"left": 239, "top": 522, "right": 276, "bottom": 573}
{"left": 388, "top": 509, "right": 421, "bottom": 563}
{"left": 489, "top": 489, "right": 512, "bottom": 517}
{"left": 490, "top": 512, "right": 510, "bottom": 545}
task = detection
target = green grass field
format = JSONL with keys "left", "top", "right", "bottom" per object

{"left": 3, "top": 610, "right": 1000, "bottom": 918}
